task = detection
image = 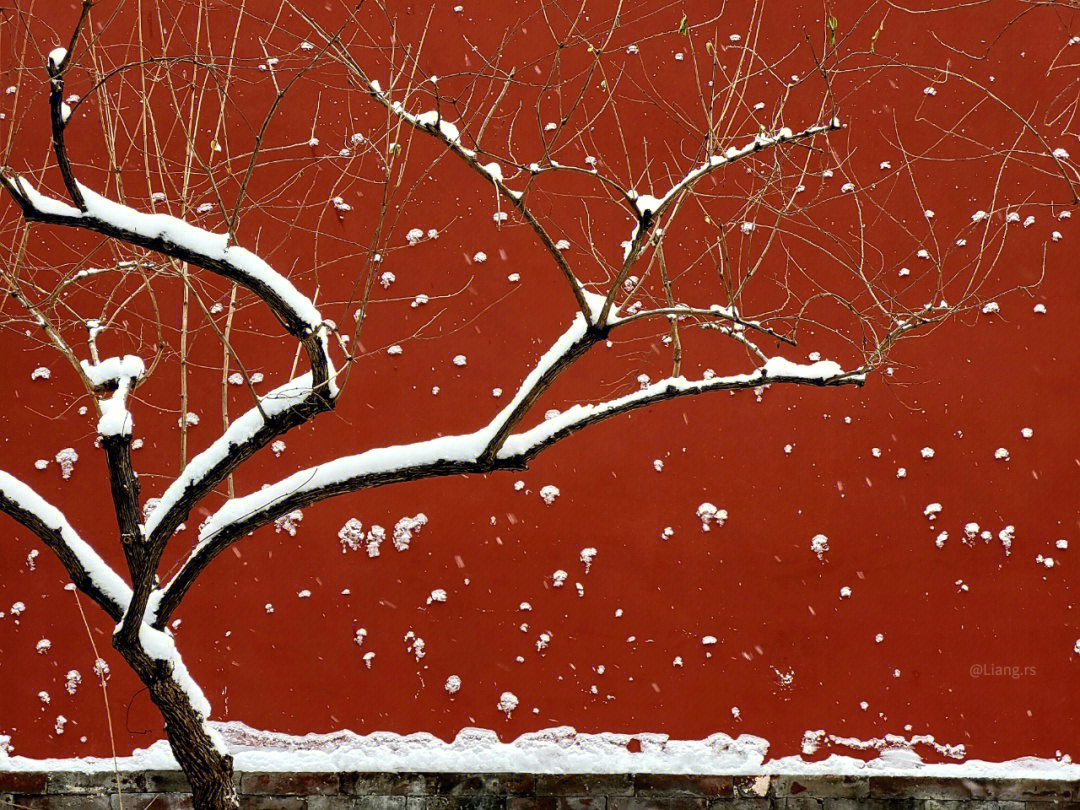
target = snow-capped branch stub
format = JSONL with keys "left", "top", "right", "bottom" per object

{"left": 97, "top": 376, "right": 135, "bottom": 437}
{"left": 12, "top": 177, "right": 323, "bottom": 333}
{"left": 0, "top": 471, "right": 133, "bottom": 610}
{"left": 81, "top": 354, "right": 145, "bottom": 389}
{"left": 47, "top": 47, "right": 67, "bottom": 73}
{"left": 81, "top": 356, "right": 146, "bottom": 437}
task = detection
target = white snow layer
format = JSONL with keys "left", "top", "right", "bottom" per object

{"left": 185, "top": 335, "right": 853, "bottom": 558}
{"left": 0, "top": 471, "right": 132, "bottom": 609}
{"left": 143, "top": 370, "right": 326, "bottom": 541}
{"left": 15, "top": 178, "right": 322, "bottom": 330}
{"left": 1, "top": 723, "right": 1077, "bottom": 778}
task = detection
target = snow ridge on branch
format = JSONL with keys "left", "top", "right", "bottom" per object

{"left": 152, "top": 302, "right": 862, "bottom": 626}
{"left": 0, "top": 471, "right": 132, "bottom": 618}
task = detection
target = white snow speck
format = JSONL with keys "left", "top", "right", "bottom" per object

{"left": 274, "top": 509, "right": 304, "bottom": 535}
{"left": 696, "top": 502, "right": 727, "bottom": 531}
{"left": 55, "top": 448, "right": 78, "bottom": 480}
{"left": 579, "top": 547, "right": 597, "bottom": 573}
{"left": 497, "top": 691, "right": 519, "bottom": 717}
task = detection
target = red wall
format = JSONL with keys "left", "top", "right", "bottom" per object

{"left": 1, "top": 0, "right": 1078, "bottom": 764}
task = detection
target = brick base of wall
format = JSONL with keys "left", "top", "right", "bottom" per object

{"left": 2, "top": 772, "right": 1077, "bottom": 809}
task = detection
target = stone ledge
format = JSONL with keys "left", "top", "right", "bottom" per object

{"left": 1, "top": 773, "right": 1078, "bottom": 809}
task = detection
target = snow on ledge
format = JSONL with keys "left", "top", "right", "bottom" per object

{"left": 1, "top": 724, "right": 1077, "bottom": 778}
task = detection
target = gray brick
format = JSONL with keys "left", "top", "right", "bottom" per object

{"left": 239, "top": 798, "right": 310, "bottom": 810}
{"left": 344, "top": 774, "right": 433, "bottom": 796}
{"left": 310, "top": 798, "right": 408, "bottom": 810}
{"left": 774, "top": 777, "right": 868, "bottom": 799}
{"left": 436, "top": 775, "right": 533, "bottom": 796}
{"left": 142, "top": 770, "right": 192, "bottom": 794}
{"left": 15, "top": 796, "right": 113, "bottom": 810}
{"left": 537, "top": 776, "right": 631, "bottom": 797}
{"left": 45, "top": 771, "right": 144, "bottom": 795}
{"left": 111, "top": 793, "right": 194, "bottom": 809}
{"left": 508, "top": 798, "right": 606, "bottom": 810}
{"left": 609, "top": 798, "right": 706, "bottom": 810}
{"left": 721, "top": 799, "right": 774, "bottom": 810}
{"left": 820, "top": 800, "right": 895, "bottom": 810}
{"left": 970, "top": 780, "right": 1076, "bottom": 801}
{"left": 406, "top": 798, "right": 457, "bottom": 810}
{"left": 451, "top": 797, "right": 508, "bottom": 810}
{"left": 633, "top": 776, "right": 732, "bottom": 798}
{"left": 241, "top": 773, "right": 340, "bottom": 796}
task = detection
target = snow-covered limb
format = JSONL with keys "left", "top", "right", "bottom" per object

{"left": 601, "top": 118, "right": 841, "bottom": 326}
{"left": 613, "top": 303, "right": 797, "bottom": 347}
{"left": 634, "top": 119, "right": 842, "bottom": 223}
{"left": 477, "top": 305, "right": 605, "bottom": 462}
{"left": 0, "top": 471, "right": 131, "bottom": 620}
{"left": 137, "top": 623, "right": 214, "bottom": 720}
{"left": 1, "top": 174, "right": 341, "bottom": 556}
{"left": 498, "top": 357, "right": 861, "bottom": 460}
{"left": 297, "top": 20, "right": 593, "bottom": 318}
{"left": 152, "top": 354, "right": 861, "bottom": 626}
{"left": 143, "top": 367, "right": 336, "bottom": 548}
{"left": 2, "top": 176, "right": 324, "bottom": 338}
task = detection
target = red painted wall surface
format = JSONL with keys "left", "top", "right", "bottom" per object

{"left": 1, "top": 0, "right": 1078, "bottom": 765}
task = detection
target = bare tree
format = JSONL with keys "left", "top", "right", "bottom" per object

{"left": 0, "top": 1, "right": 1072, "bottom": 807}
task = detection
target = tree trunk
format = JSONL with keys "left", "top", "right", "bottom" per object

{"left": 115, "top": 640, "right": 240, "bottom": 810}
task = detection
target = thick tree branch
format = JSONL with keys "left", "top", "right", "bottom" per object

{"left": 0, "top": 176, "right": 341, "bottom": 564}
{"left": 0, "top": 471, "right": 131, "bottom": 622}
{"left": 153, "top": 355, "right": 863, "bottom": 626}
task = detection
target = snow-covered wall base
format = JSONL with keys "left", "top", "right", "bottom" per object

{"left": 3, "top": 725, "right": 1080, "bottom": 808}
{"left": 1, "top": 769, "right": 1077, "bottom": 809}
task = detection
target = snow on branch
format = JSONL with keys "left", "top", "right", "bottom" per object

{"left": 633, "top": 119, "right": 843, "bottom": 223}
{"left": 143, "top": 369, "right": 335, "bottom": 547}
{"left": 499, "top": 357, "right": 863, "bottom": 461}
{"left": 2, "top": 177, "right": 323, "bottom": 337}
{"left": 1, "top": 174, "right": 342, "bottom": 559}
{"left": 598, "top": 118, "right": 841, "bottom": 326}
{"left": 0, "top": 471, "right": 131, "bottom": 620}
{"left": 297, "top": 18, "right": 593, "bottom": 318}
{"left": 152, "top": 350, "right": 861, "bottom": 626}
{"left": 82, "top": 355, "right": 145, "bottom": 437}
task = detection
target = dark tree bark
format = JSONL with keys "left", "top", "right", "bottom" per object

{"left": 114, "top": 639, "right": 239, "bottom": 810}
